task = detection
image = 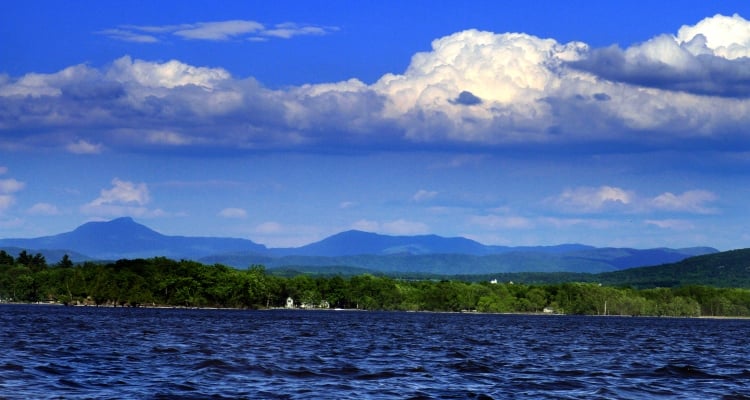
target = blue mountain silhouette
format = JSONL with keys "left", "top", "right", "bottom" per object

{"left": 0, "top": 218, "right": 718, "bottom": 274}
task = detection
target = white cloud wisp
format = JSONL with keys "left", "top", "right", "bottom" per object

{"left": 99, "top": 20, "right": 338, "bottom": 43}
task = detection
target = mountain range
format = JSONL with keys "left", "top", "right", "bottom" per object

{"left": 0, "top": 217, "right": 718, "bottom": 275}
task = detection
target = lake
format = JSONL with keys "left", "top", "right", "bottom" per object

{"left": 1, "top": 305, "right": 749, "bottom": 399}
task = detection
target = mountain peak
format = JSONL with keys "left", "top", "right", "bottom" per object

{"left": 283, "top": 228, "right": 489, "bottom": 256}
{"left": 0, "top": 217, "right": 266, "bottom": 260}
{"left": 81, "top": 216, "right": 137, "bottom": 226}
{"left": 72, "top": 217, "right": 163, "bottom": 239}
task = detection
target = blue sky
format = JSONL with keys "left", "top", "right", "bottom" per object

{"left": 2, "top": 1, "right": 750, "bottom": 250}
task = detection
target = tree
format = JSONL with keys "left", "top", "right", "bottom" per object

{"left": 285, "top": 274, "right": 317, "bottom": 307}
{"left": 349, "top": 274, "right": 401, "bottom": 310}
{"left": 554, "top": 283, "right": 606, "bottom": 315}
{"left": 16, "top": 251, "right": 46, "bottom": 272}
{"left": 244, "top": 265, "right": 269, "bottom": 308}
{"left": 525, "top": 287, "right": 548, "bottom": 312}
{"left": 56, "top": 254, "right": 74, "bottom": 269}
{"left": 477, "top": 294, "right": 511, "bottom": 313}
{"left": 319, "top": 275, "right": 349, "bottom": 308}
{"left": 0, "top": 250, "right": 14, "bottom": 266}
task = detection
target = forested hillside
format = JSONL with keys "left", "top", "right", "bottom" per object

{"left": 597, "top": 249, "right": 750, "bottom": 288}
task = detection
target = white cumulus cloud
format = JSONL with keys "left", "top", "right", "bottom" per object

{"left": 0, "top": 64, "right": 98, "bottom": 97}
{"left": 553, "top": 186, "right": 633, "bottom": 213}
{"left": 571, "top": 13, "right": 750, "bottom": 97}
{"left": 0, "top": 173, "right": 26, "bottom": 214}
{"left": 676, "top": 13, "right": 750, "bottom": 59}
{"left": 371, "top": 30, "right": 589, "bottom": 144}
{"left": 550, "top": 186, "right": 719, "bottom": 215}
{"left": 107, "top": 56, "right": 231, "bottom": 89}
{"left": 0, "top": 178, "right": 25, "bottom": 194}
{"left": 88, "top": 178, "right": 150, "bottom": 206}
{"left": 218, "top": 207, "right": 248, "bottom": 219}
{"left": 0, "top": 175, "right": 25, "bottom": 214}
{"left": 650, "top": 190, "right": 718, "bottom": 214}
{"left": 66, "top": 140, "right": 103, "bottom": 154}
{"left": 80, "top": 178, "right": 165, "bottom": 218}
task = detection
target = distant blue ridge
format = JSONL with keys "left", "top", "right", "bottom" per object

{"left": 0, "top": 217, "right": 718, "bottom": 274}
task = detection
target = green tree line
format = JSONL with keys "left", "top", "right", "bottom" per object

{"left": 2, "top": 251, "right": 750, "bottom": 317}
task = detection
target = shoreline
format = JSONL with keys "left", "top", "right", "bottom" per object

{"left": 3, "top": 301, "right": 750, "bottom": 320}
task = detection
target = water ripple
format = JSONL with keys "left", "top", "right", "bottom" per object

{"left": 2, "top": 305, "right": 750, "bottom": 399}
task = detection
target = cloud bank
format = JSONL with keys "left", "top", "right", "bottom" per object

{"left": 3, "top": 14, "right": 750, "bottom": 155}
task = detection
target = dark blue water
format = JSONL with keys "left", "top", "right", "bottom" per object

{"left": 2, "top": 305, "right": 750, "bottom": 399}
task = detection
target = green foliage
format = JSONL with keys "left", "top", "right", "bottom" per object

{"left": 2, "top": 252, "right": 750, "bottom": 317}
{"left": 597, "top": 249, "right": 750, "bottom": 288}
{"left": 16, "top": 250, "right": 47, "bottom": 272}
{"left": 0, "top": 250, "right": 14, "bottom": 266}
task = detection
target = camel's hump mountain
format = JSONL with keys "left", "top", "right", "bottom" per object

{"left": 0, "top": 217, "right": 266, "bottom": 260}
